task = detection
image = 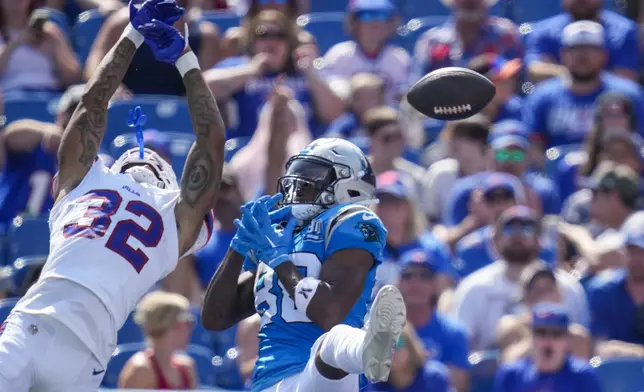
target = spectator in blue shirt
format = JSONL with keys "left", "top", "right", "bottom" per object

{"left": 205, "top": 10, "right": 344, "bottom": 139}
{"left": 454, "top": 174, "right": 557, "bottom": 278}
{"left": 526, "top": 0, "right": 640, "bottom": 83}
{"left": 367, "top": 323, "right": 453, "bottom": 392}
{"left": 324, "top": 73, "right": 385, "bottom": 139}
{"left": 467, "top": 54, "right": 523, "bottom": 124}
{"left": 523, "top": 21, "right": 644, "bottom": 150}
{"left": 373, "top": 171, "right": 456, "bottom": 294}
{"left": 586, "top": 229, "right": 644, "bottom": 356}
{"left": 397, "top": 251, "right": 470, "bottom": 392}
{"left": 494, "top": 303, "right": 603, "bottom": 392}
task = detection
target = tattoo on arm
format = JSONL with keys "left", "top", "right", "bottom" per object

{"left": 57, "top": 38, "right": 137, "bottom": 193}
{"left": 179, "top": 68, "right": 225, "bottom": 211}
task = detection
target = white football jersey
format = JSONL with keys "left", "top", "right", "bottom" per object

{"left": 14, "top": 159, "right": 213, "bottom": 365}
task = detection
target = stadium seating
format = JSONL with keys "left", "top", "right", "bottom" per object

{"left": 200, "top": 11, "right": 242, "bottom": 33}
{"left": 297, "top": 12, "right": 349, "bottom": 55}
{"left": 310, "top": 0, "right": 350, "bottom": 13}
{"left": 212, "top": 348, "right": 246, "bottom": 390}
{"left": 4, "top": 92, "right": 60, "bottom": 125}
{"left": 117, "top": 311, "right": 145, "bottom": 345}
{"left": 103, "top": 342, "right": 145, "bottom": 387}
{"left": 190, "top": 308, "right": 217, "bottom": 350}
{"left": 394, "top": 16, "right": 447, "bottom": 53}
{"left": 512, "top": 0, "right": 562, "bottom": 23}
{"left": 592, "top": 356, "right": 644, "bottom": 392}
{"left": 104, "top": 97, "right": 193, "bottom": 150}
{"left": 11, "top": 256, "right": 47, "bottom": 296}
{"left": 74, "top": 10, "right": 106, "bottom": 66}
{"left": 224, "top": 136, "right": 252, "bottom": 162}
{"left": 468, "top": 350, "right": 499, "bottom": 392}
{"left": 8, "top": 216, "right": 50, "bottom": 263}
{"left": 0, "top": 296, "right": 19, "bottom": 323}
{"left": 187, "top": 345, "right": 218, "bottom": 387}
{"left": 108, "top": 131, "right": 196, "bottom": 178}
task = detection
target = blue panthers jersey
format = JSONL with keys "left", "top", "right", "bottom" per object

{"left": 242, "top": 204, "right": 387, "bottom": 392}
{"left": 0, "top": 145, "right": 57, "bottom": 232}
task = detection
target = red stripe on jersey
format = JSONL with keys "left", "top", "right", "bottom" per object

{"left": 200, "top": 210, "right": 215, "bottom": 250}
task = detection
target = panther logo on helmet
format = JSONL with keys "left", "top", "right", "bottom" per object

{"left": 111, "top": 147, "right": 179, "bottom": 191}
{"left": 278, "top": 138, "right": 377, "bottom": 220}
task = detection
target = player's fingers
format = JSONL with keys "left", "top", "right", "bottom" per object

{"left": 251, "top": 202, "right": 271, "bottom": 229}
{"left": 268, "top": 206, "right": 291, "bottom": 223}
{"left": 242, "top": 206, "right": 263, "bottom": 234}
{"left": 264, "top": 193, "right": 283, "bottom": 210}
{"left": 283, "top": 218, "right": 298, "bottom": 238}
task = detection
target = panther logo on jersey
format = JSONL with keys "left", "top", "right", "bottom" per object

{"left": 357, "top": 222, "right": 380, "bottom": 243}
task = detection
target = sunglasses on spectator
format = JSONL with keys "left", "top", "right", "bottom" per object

{"left": 483, "top": 189, "right": 515, "bottom": 203}
{"left": 533, "top": 328, "right": 566, "bottom": 339}
{"left": 356, "top": 10, "right": 392, "bottom": 22}
{"left": 255, "top": 28, "right": 288, "bottom": 40}
{"left": 495, "top": 149, "right": 526, "bottom": 163}
{"left": 501, "top": 221, "right": 537, "bottom": 237}
{"left": 259, "top": 0, "right": 287, "bottom": 4}
{"left": 400, "top": 268, "right": 434, "bottom": 280}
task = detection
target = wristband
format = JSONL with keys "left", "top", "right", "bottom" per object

{"left": 176, "top": 51, "right": 200, "bottom": 78}
{"left": 122, "top": 23, "right": 144, "bottom": 49}
{"left": 294, "top": 277, "right": 321, "bottom": 314}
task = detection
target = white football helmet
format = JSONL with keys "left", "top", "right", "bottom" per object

{"left": 278, "top": 138, "right": 377, "bottom": 220}
{"left": 111, "top": 147, "right": 179, "bottom": 191}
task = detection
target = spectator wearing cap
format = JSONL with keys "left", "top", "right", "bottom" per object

{"left": 367, "top": 323, "right": 454, "bottom": 392}
{"left": 396, "top": 250, "right": 470, "bottom": 392}
{"left": 525, "top": 0, "right": 640, "bottom": 83}
{"left": 496, "top": 265, "right": 592, "bottom": 364}
{"left": 118, "top": 291, "right": 198, "bottom": 389}
{"left": 86, "top": 0, "right": 220, "bottom": 97}
{"left": 585, "top": 224, "right": 644, "bottom": 357}
{"left": 523, "top": 20, "right": 644, "bottom": 150}
{"left": 488, "top": 120, "right": 561, "bottom": 216}
{"left": 373, "top": 171, "right": 456, "bottom": 296}
{"left": 324, "top": 73, "right": 386, "bottom": 139}
{"left": 494, "top": 303, "right": 603, "bottom": 392}
{"left": 421, "top": 116, "right": 490, "bottom": 224}
{"left": 322, "top": 0, "right": 409, "bottom": 106}
{"left": 410, "top": 0, "right": 522, "bottom": 80}
{"left": 453, "top": 174, "right": 557, "bottom": 278}
{"left": 562, "top": 133, "right": 643, "bottom": 231}
{"left": 467, "top": 54, "right": 523, "bottom": 124}
{"left": 364, "top": 107, "right": 425, "bottom": 194}
{"left": 554, "top": 92, "right": 639, "bottom": 202}
{"left": 451, "top": 206, "right": 589, "bottom": 350}
{"left": 559, "top": 161, "right": 641, "bottom": 281}
{"left": 0, "top": 84, "right": 85, "bottom": 233}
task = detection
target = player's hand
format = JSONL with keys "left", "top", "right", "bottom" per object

{"left": 240, "top": 201, "right": 297, "bottom": 270}
{"left": 137, "top": 19, "right": 188, "bottom": 64}
{"left": 130, "top": 0, "right": 184, "bottom": 30}
{"left": 231, "top": 218, "right": 258, "bottom": 261}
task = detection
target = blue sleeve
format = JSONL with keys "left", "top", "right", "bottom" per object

{"left": 325, "top": 206, "right": 387, "bottom": 265}
{"left": 415, "top": 361, "right": 452, "bottom": 392}
{"left": 323, "top": 114, "right": 354, "bottom": 138}
{"left": 525, "top": 24, "right": 557, "bottom": 65}
{"left": 578, "top": 367, "right": 604, "bottom": 392}
{"left": 444, "top": 325, "right": 471, "bottom": 369}
{"left": 586, "top": 284, "right": 611, "bottom": 338}
{"left": 612, "top": 25, "right": 641, "bottom": 71}
{"left": 442, "top": 183, "right": 472, "bottom": 227}
{"left": 493, "top": 365, "right": 516, "bottom": 392}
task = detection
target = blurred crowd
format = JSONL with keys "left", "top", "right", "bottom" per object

{"left": 0, "top": 0, "right": 644, "bottom": 391}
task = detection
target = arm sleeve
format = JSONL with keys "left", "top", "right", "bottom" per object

{"left": 611, "top": 25, "right": 641, "bottom": 71}
{"left": 180, "top": 210, "right": 215, "bottom": 258}
{"left": 325, "top": 205, "right": 387, "bottom": 265}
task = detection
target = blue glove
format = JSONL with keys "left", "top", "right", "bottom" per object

{"left": 241, "top": 201, "right": 298, "bottom": 270}
{"left": 243, "top": 194, "right": 292, "bottom": 224}
{"left": 137, "top": 19, "right": 187, "bottom": 64}
{"left": 130, "top": 0, "right": 184, "bottom": 29}
{"left": 230, "top": 219, "right": 257, "bottom": 260}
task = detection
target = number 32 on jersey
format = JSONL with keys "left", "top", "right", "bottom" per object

{"left": 63, "top": 189, "right": 164, "bottom": 273}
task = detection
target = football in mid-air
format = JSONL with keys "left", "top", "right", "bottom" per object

{"left": 406, "top": 67, "right": 496, "bottom": 121}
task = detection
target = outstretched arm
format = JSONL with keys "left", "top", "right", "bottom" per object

{"left": 175, "top": 50, "right": 226, "bottom": 256}
{"left": 54, "top": 26, "right": 141, "bottom": 201}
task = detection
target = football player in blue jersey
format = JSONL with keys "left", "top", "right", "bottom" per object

{"left": 203, "top": 138, "right": 407, "bottom": 392}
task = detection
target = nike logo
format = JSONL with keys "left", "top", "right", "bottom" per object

{"left": 92, "top": 369, "right": 105, "bottom": 376}
{"left": 361, "top": 213, "right": 377, "bottom": 221}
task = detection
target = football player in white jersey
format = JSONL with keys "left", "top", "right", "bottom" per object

{"left": 0, "top": 1, "right": 224, "bottom": 391}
